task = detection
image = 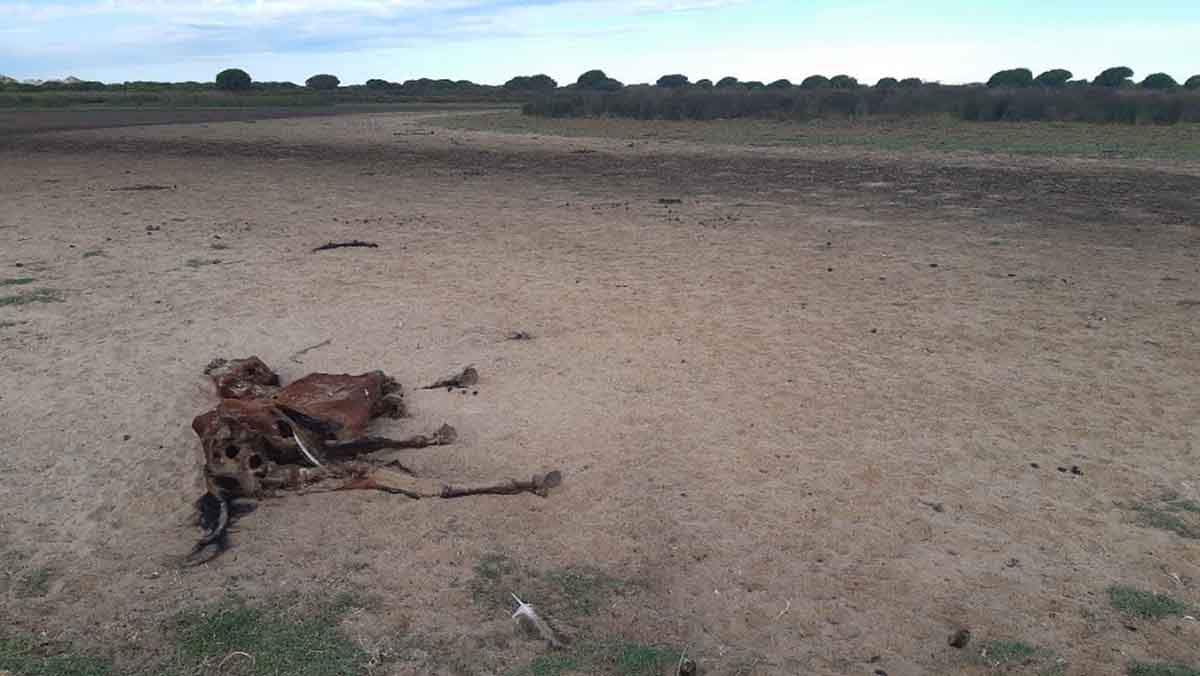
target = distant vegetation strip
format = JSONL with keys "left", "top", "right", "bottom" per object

{"left": 3, "top": 66, "right": 1198, "bottom": 123}
{"left": 525, "top": 69, "right": 1200, "bottom": 125}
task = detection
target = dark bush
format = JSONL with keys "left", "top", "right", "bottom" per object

{"left": 829, "top": 74, "right": 858, "bottom": 89}
{"left": 987, "top": 68, "right": 1034, "bottom": 88}
{"left": 574, "top": 69, "right": 622, "bottom": 91}
{"left": 694, "top": 79, "right": 714, "bottom": 89}
{"left": 1034, "top": 69, "right": 1072, "bottom": 87}
{"left": 800, "top": 75, "right": 830, "bottom": 89}
{"left": 504, "top": 74, "right": 557, "bottom": 91}
{"left": 875, "top": 77, "right": 899, "bottom": 89}
{"left": 715, "top": 76, "right": 740, "bottom": 88}
{"left": 959, "top": 86, "right": 1199, "bottom": 123}
{"left": 1094, "top": 66, "right": 1134, "bottom": 88}
{"left": 523, "top": 83, "right": 1200, "bottom": 125}
{"left": 656, "top": 74, "right": 690, "bottom": 88}
{"left": 767, "top": 79, "right": 792, "bottom": 89}
{"left": 898, "top": 77, "right": 923, "bottom": 88}
{"left": 743, "top": 81, "right": 766, "bottom": 90}
{"left": 1141, "top": 73, "right": 1178, "bottom": 90}
{"left": 305, "top": 74, "right": 340, "bottom": 90}
{"left": 365, "top": 78, "right": 392, "bottom": 90}
{"left": 215, "top": 68, "right": 252, "bottom": 91}
{"left": 1186, "top": 75, "right": 1200, "bottom": 90}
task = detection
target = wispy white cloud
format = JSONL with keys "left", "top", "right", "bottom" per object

{"left": 3, "top": 1, "right": 1194, "bottom": 85}
{"left": 0, "top": 0, "right": 753, "bottom": 78}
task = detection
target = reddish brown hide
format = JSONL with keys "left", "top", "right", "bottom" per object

{"left": 190, "top": 357, "right": 560, "bottom": 564}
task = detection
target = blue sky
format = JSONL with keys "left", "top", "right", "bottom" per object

{"left": 2, "top": 1, "right": 1197, "bottom": 85}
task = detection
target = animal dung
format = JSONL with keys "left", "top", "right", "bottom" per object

{"left": 948, "top": 628, "right": 971, "bottom": 649}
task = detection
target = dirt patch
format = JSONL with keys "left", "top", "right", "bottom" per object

{"left": 1, "top": 110, "right": 1198, "bottom": 675}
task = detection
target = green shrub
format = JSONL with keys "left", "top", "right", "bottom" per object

{"left": 1108, "top": 585, "right": 1191, "bottom": 619}
{"left": 715, "top": 76, "right": 740, "bottom": 88}
{"left": 694, "top": 78, "right": 713, "bottom": 88}
{"left": 1186, "top": 75, "right": 1200, "bottom": 90}
{"left": 1128, "top": 662, "right": 1200, "bottom": 676}
{"left": 215, "top": 68, "right": 251, "bottom": 91}
{"left": 899, "top": 77, "right": 923, "bottom": 88}
{"left": 875, "top": 77, "right": 899, "bottom": 89}
{"left": 1095, "top": 66, "right": 1134, "bottom": 87}
{"left": 988, "top": 68, "right": 1034, "bottom": 88}
{"left": 1141, "top": 73, "right": 1179, "bottom": 90}
{"left": 656, "top": 74, "right": 689, "bottom": 88}
{"left": 576, "top": 69, "right": 610, "bottom": 88}
{"left": 767, "top": 79, "right": 792, "bottom": 89}
{"left": 364, "top": 78, "right": 391, "bottom": 90}
{"left": 1035, "top": 68, "right": 1073, "bottom": 87}
{"left": 800, "top": 75, "right": 830, "bottom": 89}
{"left": 829, "top": 74, "right": 858, "bottom": 89}
{"left": 305, "top": 74, "right": 340, "bottom": 90}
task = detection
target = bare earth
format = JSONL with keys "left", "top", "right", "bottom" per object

{"left": 1, "top": 110, "right": 1199, "bottom": 675}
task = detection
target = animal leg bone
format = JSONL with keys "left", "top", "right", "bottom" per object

{"left": 323, "top": 424, "right": 457, "bottom": 459}
{"left": 288, "top": 464, "right": 562, "bottom": 499}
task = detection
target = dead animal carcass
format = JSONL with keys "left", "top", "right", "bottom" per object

{"left": 190, "top": 357, "right": 561, "bottom": 563}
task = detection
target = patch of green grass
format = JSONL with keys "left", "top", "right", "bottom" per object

{"left": 508, "top": 641, "right": 681, "bottom": 676}
{"left": 541, "top": 569, "right": 631, "bottom": 617}
{"left": 979, "top": 640, "right": 1039, "bottom": 665}
{"left": 517, "top": 652, "right": 584, "bottom": 676}
{"left": 17, "top": 568, "right": 51, "bottom": 598}
{"left": 0, "top": 289, "right": 63, "bottom": 307}
{"left": 973, "top": 639, "right": 1061, "bottom": 671}
{"left": 184, "top": 258, "right": 221, "bottom": 268}
{"left": 611, "top": 642, "right": 682, "bottom": 676}
{"left": 1128, "top": 662, "right": 1200, "bottom": 676}
{"left": 1166, "top": 498, "right": 1200, "bottom": 514}
{"left": 0, "top": 635, "right": 113, "bottom": 676}
{"left": 81, "top": 250, "right": 104, "bottom": 258}
{"left": 166, "top": 594, "right": 369, "bottom": 676}
{"left": 469, "top": 553, "right": 640, "bottom": 621}
{"left": 1134, "top": 502, "right": 1200, "bottom": 539}
{"left": 0, "top": 277, "right": 35, "bottom": 286}
{"left": 1109, "top": 586, "right": 1192, "bottom": 619}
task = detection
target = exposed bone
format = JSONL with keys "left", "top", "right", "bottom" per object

{"left": 323, "top": 424, "right": 457, "bottom": 459}
{"left": 279, "top": 409, "right": 325, "bottom": 467}
{"left": 421, "top": 365, "right": 479, "bottom": 390}
{"left": 292, "top": 464, "right": 562, "bottom": 500}
{"left": 512, "top": 593, "right": 565, "bottom": 649}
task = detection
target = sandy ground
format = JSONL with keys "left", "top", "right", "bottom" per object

{"left": 1, "top": 111, "right": 1199, "bottom": 675}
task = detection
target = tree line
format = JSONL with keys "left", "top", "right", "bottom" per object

{"left": 518, "top": 67, "right": 1200, "bottom": 124}
{"left": 5, "top": 65, "right": 1194, "bottom": 94}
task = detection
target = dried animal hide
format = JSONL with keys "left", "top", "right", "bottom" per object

{"left": 189, "top": 357, "right": 560, "bottom": 564}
